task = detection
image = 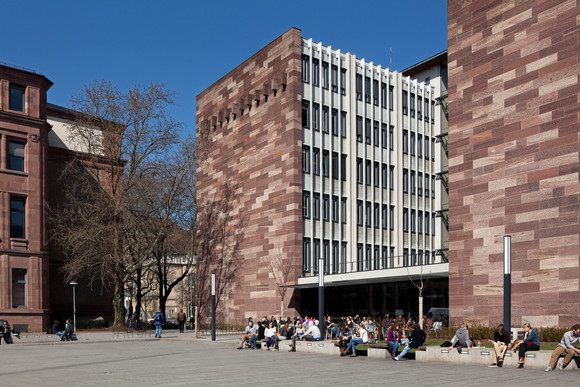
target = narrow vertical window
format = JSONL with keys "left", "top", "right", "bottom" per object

{"left": 402, "top": 90, "right": 408, "bottom": 115}
{"left": 341, "top": 111, "right": 347, "bottom": 138}
{"left": 356, "top": 116, "right": 363, "bottom": 142}
{"left": 322, "top": 62, "right": 329, "bottom": 89}
{"left": 373, "top": 80, "right": 379, "bottom": 106}
{"left": 341, "top": 154, "right": 347, "bottom": 182}
{"left": 364, "top": 77, "right": 371, "bottom": 103}
{"left": 340, "top": 69, "right": 347, "bottom": 95}
{"left": 312, "top": 58, "right": 319, "bottom": 86}
{"left": 322, "top": 106, "right": 329, "bottom": 133}
{"left": 12, "top": 269, "right": 27, "bottom": 308}
{"left": 322, "top": 150, "right": 329, "bottom": 177}
{"left": 331, "top": 65, "right": 338, "bottom": 92}
{"left": 302, "top": 192, "right": 310, "bottom": 218}
{"left": 302, "top": 55, "right": 310, "bottom": 83}
{"left": 9, "top": 84, "right": 26, "bottom": 112}
{"left": 8, "top": 141, "right": 25, "bottom": 171}
{"left": 302, "top": 145, "right": 310, "bottom": 173}
{"left": 302, "top": 101, "right": 310, "bottom": 128}
{"left": 10, "top": 196, "right": 26, "bottom": 238}
{"left": 356, "top": 74, "right": 362, "bottom": 100}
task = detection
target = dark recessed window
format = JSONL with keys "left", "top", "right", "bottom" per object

{"left": 10, "top": 196, "right": 26, "bottom": 239}
{"left": 9, "top": 141, "right": 25, "bottom": 171}
{"left": 12, "top": 269, "right": 27, "bottom": 308}
{"left": 9, "top": 84, "right": 26, "bottom": 112}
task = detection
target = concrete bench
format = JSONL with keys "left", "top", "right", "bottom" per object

{"left": 289, "top": 340, "right": 340, "bottom": 355}
{"left": 415, "top": 346, "right": 579, "bottom": 370}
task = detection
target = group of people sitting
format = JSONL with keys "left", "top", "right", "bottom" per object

{"left": 448, "top": 322, "right": 580, "bottom": 370}
{"left": 51, "top": 320, "right": 74, "bottom": 341}
{"left": 237, "top": 315, "right": 323, "bottom": 351}
{"left": 0, "top": 320, "right": 20, "bottom": 344}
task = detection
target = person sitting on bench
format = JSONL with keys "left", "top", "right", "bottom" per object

{"left": 545, "top": 324, "right": 580, "bottom": 372}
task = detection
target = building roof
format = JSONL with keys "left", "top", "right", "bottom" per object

{"left": 401, "top": 50, "right": 447, "bottom": 77}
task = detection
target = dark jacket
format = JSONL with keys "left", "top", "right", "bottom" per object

{"left": 493, "top": 329, "right": 510, "bottom": 345}
{"left": 408, "top": 328, "right": 426, "bottom": 349}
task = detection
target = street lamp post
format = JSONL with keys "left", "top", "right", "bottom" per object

{"left": 69, "top": 281, "right": 78, "bottom": 333}
{"left": 318, "top": 257, "right": 324, "bottom": 339}
{"left": 503, "top": 235, "right": 511, "bottom": 339}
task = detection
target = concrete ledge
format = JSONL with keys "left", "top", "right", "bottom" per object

{"left": 416, "top": 346, "right": 579, "bottom": 370}
{"left": 368, "top": 347, "right": 392, "bottom": 359}
{"left": 291, "top": 340, "right": 340, "bottom": 355}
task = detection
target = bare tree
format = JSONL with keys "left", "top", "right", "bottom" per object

{"left": 407, "top": 266, "right": 431, "bottom": 329}
{"left": 266, "top": 246, "right": 300, "bottom": 319}
{"left": 194, "top": 179, "right": 243, "bottom": 334}
{"left": 49, "top": 80, "right": 182, "bottom": 327}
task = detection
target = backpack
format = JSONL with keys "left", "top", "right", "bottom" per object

{"left": 155, "top": 313, "right": 163, "bottom": 322}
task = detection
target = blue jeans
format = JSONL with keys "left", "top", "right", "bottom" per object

{"left": 266, "top": 336, "right": 279, "bottom": 349}
{"left": 387, "top": 340, "right": 399, "bottom": 356}
{"left": 155, "top": 324, "right": 162, "bottom": 338}
{"left": 396, "top": 345, "right": 411, "bottom": 359}
{"left": 346, "top": 338, "right": 363, "bottom": 355}
{"left": 249, "top": 335, "right": 258, "bottom": 348}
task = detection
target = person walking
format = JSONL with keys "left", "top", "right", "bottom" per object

{"left": 177, "top": 309, "right": 187, "bottom": 333}
{"left": 154, "top": 311, "right": 165, "bottom": 338}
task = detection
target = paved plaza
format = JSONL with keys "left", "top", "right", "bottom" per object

{"left": 0, "top": 332, "right": 578, "bottom": 386}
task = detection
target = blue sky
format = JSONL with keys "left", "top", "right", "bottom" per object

{"left": 3, "top": 0, "right": 447, "bottom": 135}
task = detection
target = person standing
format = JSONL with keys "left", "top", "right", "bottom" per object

{"left": 177, "top": 309, "right": 187, "bottom": 333}
{"left": 545, "top": 324, "right": 580, "bottom": 371}
{"left": 154, "top": 311, "right": 165, "bottom": 338}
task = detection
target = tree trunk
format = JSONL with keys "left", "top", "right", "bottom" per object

{"left": 194, "top": 306, "right": 199, "bottom": 338}
{"left": 280, "top": 298, "right": 284, "bottom": 321}
{"left": 418, "top": 295, "right": 424, "bottom": 329}
{"left": 113, "top": 271, "right": 125, "bottom": 328}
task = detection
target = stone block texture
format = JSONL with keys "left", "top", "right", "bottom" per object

{"left": 448, "top": 0, "right": 580, "bottom": 327}
{"left": 196, "top": 28, "right": 303, "bottom": 320}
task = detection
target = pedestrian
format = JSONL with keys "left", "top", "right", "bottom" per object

{"left": 177, "top": 309, "right": 187, "bottom": 333}
{"left": 154, "top": 311, "right": 165, "bottom": 338}
{"left": 545, "top": 324, "right": 580, "bottom": 371}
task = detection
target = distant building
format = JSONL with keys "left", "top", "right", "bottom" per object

{"left": 196, "top": 28, "right": 448, "bottom": 321}
{"left": 447, "top": 0, "right": 580, "bottom": 327}
{"left": 0, "top": 63, "right": 113, "bottom": 331}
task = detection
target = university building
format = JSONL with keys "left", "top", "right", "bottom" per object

{"left": 196, "top": 28, "right": 449, "bottom": 320}
{"left": 0, "top": 63, "right": 113, "bottom": 331}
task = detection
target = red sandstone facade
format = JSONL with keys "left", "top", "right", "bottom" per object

{"left": 448, "top": 0, "right": 580, "bottom": 327}
{"left": 196, "top": 28, "right": 303, "bottom": 320}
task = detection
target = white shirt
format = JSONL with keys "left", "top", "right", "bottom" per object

{"left": 359, "top": 328, "right": 369, "bottom": 344}
{"left": 265, "top": 327, "right": 277, "bottom": 338}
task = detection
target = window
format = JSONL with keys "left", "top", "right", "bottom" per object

{"left": 373, "top": 79, "right": 379, "bottom": 105}
{"left": 302, "top": 56, "right": 310, "bottom": 83}
{"left": 417, "top": 96, "right": 422, "bottom": 119}
{"left": 322, "top": 106, "right": 329, "bottom": 133}
{"left": 302, "top": 101, "right": 310, "bottom": 128}
{"left": 8, "top": 141, "right": 25, "bottom": 171}
{"left": 365, "top": 245, "right": 371, "bottom": 270}
{"left": 364, "top": 77, "right": 371, "bottom": 103}
{"left": 10, "top": 196, "right": 26, "bottom": 238}
{"left": 356, "top": 74, "right": 362, "bottom": 100}
{"left": 374, "top": 246, "right": 380, "bottom": 270}
{"left": 322, "top": 150, "right": 329, "bottom": 177}
{"left": 356, "top": 158, "right": 363, "bottom": 184}
{"left": 418, "top": 210, "right": 423, "bottom": 233}
{"left": 331, "top": 152, "right": 339, "bottom": 180}
{"left": 410, "top": 132, "right": 416, "bottom": 156}
{"left": 403, "top": 208, "right": 409, "bottom": 232}
{"left": 425, "top": 136, "right": 430, "bottom": 159}
{"left": 357, "top": 200, "right": 363, "bottom": 226}
{"left": 365, "top": 119, "right": 371, "bottom": 144}
{"left": 418, "top": 134, "right": 423, "bottom": 158}
{"left": 432, "top": 138, "right": 436, "bottom": 161}
{"left": 431, "top": 101, "right": 436, "bottom": 123}
{"left": 374, "top": 203, "right": 379, "bottom": 228}
{"left": 341, "top": 242, "right": 347, "bottom": 272}
{"left": 410, "top": 93, "right": 415, "bottom": 117}
{"left": 341, "top": 154, "right": 347, "bottom": 181}
{"left": 322, "top": 62, "right": 329, "bottom": 89}
{"left": 314, "top": 239, "right": 320, "bottom": 272}
{"left": 432, "top": 213, "right": 436, "bottom": 235}
{"left": 381, "top": 82, "right": 387, "bottom": 108}
{"left": 402, "top": 90, "right": 408, "bottom": 115}
{"left": 341, "top": 198, "right": 347, "bottom": 224}
{"left": 403, "top": 248, "right": 409, "bottom": 267}
{"left": 383, "top": 247, "right": 389, "bottom": 269}
{"left": 323, "top": 194, "right": 330, "bottom": 221}
{"left": 411, "top": 171, "right": 416, "bottom": 194}
{"left": 425, "top": 174, "right": 430, "bottom": 197}
{"left": 432, "top": 175, "right": 436, "bottom": 198}
{"left": 331, "top": 109, "right": 338, "bottom": 136}
{"left": 9, "top": 84, "right": 26, "bottom": 112}
{"left": 373, "top": 121, "right": 379, "bottom": 145}
{"left": 403, "top": 130, "right": 408, "bottom": 154}
{"left": 312, "top": 103, "right": 320, "bottom": 130}
{"left": 356, "top": 116, "right": 363, "bottom": 142}
{"left": 390, "top": 206, "right": 395, "bottom": 230}
{"left": 333, "top": 241, "right": 339, "bottom": 274}
{"left": 303, "top": 238, "right": 311, "bottom": 272}
{"left": 374, "top": 162, "right": 379, "bottom": 187}
{"left": 357, "top": 244, "right": 364, "bottom": 271}
{"left": 313, "top": 193, "right": 320, "bottom": 219}
{"left": 313, "top": 148, "right": 320, "bottom": 175}
{"left": 382, "top": 204, "right": 388, "bottom": 229}
{"left": 365, "top": 201, "right": 371, "bottom": 227}
{"left": 302, "top": 145, "right": 310, "bottom": 173}
{"left": 418, "top": 172, "right": 423, "bottom": 196}
{"left": 382, "top": 164, "right": 388, "bottom": 189}
{"left": 302, "top": 192, "right": 310, "bottom": 218}
{"left": 341, "top": 111, "right": 347, "bottom": 138}
{"left": 340, "top": 69, "right": 347, "bottom": 95}
{"left": 389, "top": 86, "right": 394, "bottom": 110}
{"left": 332, "top": 196, "right": 339, "bottom": 223}
{"left": 331, "top": 65, "right": 338, "bottom": 92}
{"left": 424, "top": 99, "right": 430, "bottom": 121}
{"left": 403, "top": 169, "right": 408, "bottom": 193}
{"left": 390, "top": 166, "right": 394, "bottom": 190}
{"left": 381, "top": 124, "right": 387, "bottom": 149}
{"left": 411, "top": 209, "right": 416, "bottom": 232}
{"left": 312, "top": 58, "right": 319, "bottom": 86}
{"left": 365, "top": 160, "right": 371, "bottom": 186}
{"left": 12, "top": 269, "right": 27, "bottom": 308}
{"left": 425, "top": 212, "right": 430, "bottom": 234}
{"left": 389, "top": 126, "right": 394, "bottom": 150}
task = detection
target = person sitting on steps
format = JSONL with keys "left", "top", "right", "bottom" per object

{"left": 514, "top": 323, "right": 540, "bottom": 368}
{"left": 545, "top": 324, "right": 580, "bottom": 372}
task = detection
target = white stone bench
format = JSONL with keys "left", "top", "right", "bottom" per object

{"left": 415, "top": 346, "right": 579, "bottom": 370}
